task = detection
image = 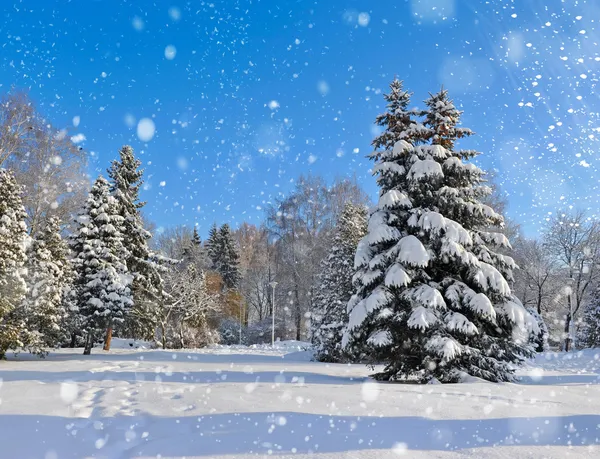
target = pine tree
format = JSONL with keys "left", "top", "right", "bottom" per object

{"left": 343, "top": 85, "right": 537, "bottom": 383}
{"left": 311, "top": 203, "right": 367, "bottom": 362}
{"left": 579, "top": 287, "right": 600, "bottom": 348}
{"left": 0, "top": 169, "right": 30, "bottom": 358}
{"left": 108, "top": 145, "right": 162, "bottom": 340}
{"left": 71, "top": 176, "right": 133, "bottom": 355}
{"left": 22, "top": 216, "right": 71, "bottom": 348}
{"left": 218, "top": 224, "right": 241, "bottom": 290}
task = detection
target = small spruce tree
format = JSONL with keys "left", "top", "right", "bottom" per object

{"left": 22, "top": 216, "right": 71, "bottom": 349}
{"left": 311, "top": 203, "right": 368, "bottom": 362}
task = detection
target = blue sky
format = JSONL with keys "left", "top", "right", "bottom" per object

{"left": 1, "top": 0, "right": 598, "bottom": 237}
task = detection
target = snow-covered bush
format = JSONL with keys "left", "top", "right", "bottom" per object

{"left": 219, "top": 318, "right": 248, "bottom": 345}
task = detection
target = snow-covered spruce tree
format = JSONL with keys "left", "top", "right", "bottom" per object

{"left": 22, "top": 216, "right": 71, "bottom": 349}
{"left": 108, "top": 145, "right": 163, "bottom": 341}
{"left": 343, "top": 87, "right": 537, "bottom": 383}
{"left": 311, "top": 203, "right": 368, "bottom": 362}
{"left": 71, "top": 176, "right": 133, "bottom": 355}
{"left": 0, "top": 169, "right": 30, "bottom": 358}
{"left": 579, "top": 287, "right": 600, "bottom": 348}
{"left": 526, "top": 307, "right": 549, "bottom": 352}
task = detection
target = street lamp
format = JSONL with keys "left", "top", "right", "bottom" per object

{"left": 269, "top": 281, "right": 278, "bottom": 346}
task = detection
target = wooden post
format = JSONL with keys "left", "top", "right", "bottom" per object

{"left": 103, "top": 326, "right": 113, "bottom": 351}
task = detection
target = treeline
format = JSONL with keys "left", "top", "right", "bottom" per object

{"left": 1, "top": 82, "right": 600, "bottom": 382}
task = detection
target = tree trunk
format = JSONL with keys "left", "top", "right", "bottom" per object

{"left": 564, "top": 313, "right": 572, "bottom": 352}
{"left": 294, "top": 285, "right": 301, "bottom": 341}
{"left": 70, "top": 333, "right": 77, "bottom": 348}
{"left": 103, "top": 326, "right": 113, "bottom": 351}
{"left": 179, "top": 322, "right": 185, "bottom": 349}
{"left": 161, "top": 322, "right": 167, "bottom": 349}
{"left": 83, "top": 331, "right": 93, "bottom": 355}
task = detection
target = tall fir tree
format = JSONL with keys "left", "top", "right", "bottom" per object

{"left": 343, "top": 85, "right": 537, "bottom": 383}
{"left": 0, "top": 169, "right": 30, "bottom": 358}
{"left": 206, "top": 223, "right": 241, "bottom": 290}
{"left": 108, "top": 145, "right": 162, "bottom": 340}
{"left": 218, "top": 224, "right": 241, "bottom": 290}
{"left": 579, "top": 287, "right": 600, "bottom": 348}
{"left": 311, "top": 203, "right": 368, "bottom": 362}
{"left": 22, "top": 216, "right": 71, "bottom": 348}
{"left": 71, "top": 176, "right": 133, "bottom": 354}
{"left": 206, "top": 223, "right": 220, "bottom": 268}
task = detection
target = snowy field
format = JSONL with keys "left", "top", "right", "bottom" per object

{"left": 1, "top": 341, "right": 599, "bottom": 459}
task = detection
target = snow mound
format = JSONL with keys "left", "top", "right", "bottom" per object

{"left": 104, "top": 338, "right": 156, "bottom": 350}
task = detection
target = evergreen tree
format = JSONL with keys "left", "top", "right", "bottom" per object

{"left": 423, "top": 87, "right": 473, "bottom": 150}
{"left": 343, "top": 86, "right": 537, "bottom": 383}
{"left": 0, "top": 169, "right": 30, "bottom": 358}
{"left": 218, "top": 224, "right": 241, "bottom": 290}
{"left": 206, "top": 223, "right": 220, "bottom": 268}
{"left": 108, "top": 145, "right": 162, "bottom": 340}
{"left": 579, "top": 287, "right": 600, "bottom": 348}
{"left": 372, "top": 78, "right": 429, "bottom": 152}
{"left": 71, "top": 176, "right": 133, "bottom": 354}
{"left": 311, "top": 203, "right": 367, "bottom": 362}
{"left": 526, "top": 307, "right": 549, "bottom": 352}
{"left": 205, "top": 223, "right": 241, "bottom": 290}
{"left": 22, "top": 216, "right": 71, "bottom": 348}
{"left": 192, "top": 227, "right": 201, "bottom": 246}
{"left": 182, "top": 226, "right": 203, "bottom": 264}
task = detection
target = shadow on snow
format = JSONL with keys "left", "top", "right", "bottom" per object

{"left": 0, "top": 411, "right": 598, "bottom": 457}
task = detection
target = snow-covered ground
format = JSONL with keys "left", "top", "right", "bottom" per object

{"left": 0, "top": 343, "right": 598, "bottom": 459}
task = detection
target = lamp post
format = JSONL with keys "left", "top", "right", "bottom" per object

{"left": 239, "top": 297, "right": 243, "bottom": 345}
{"left": 269, "top": 281, "right": 278, "bottom": 346}
{"left": 565, "top": 277, "right": 575, "bottom": 352}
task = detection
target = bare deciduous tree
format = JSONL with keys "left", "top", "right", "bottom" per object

{"left": 0, "top": 91, "right": 89, "bottom": 234}
{"left": 543, "top": 211, "right": 600, "bottom": 351}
